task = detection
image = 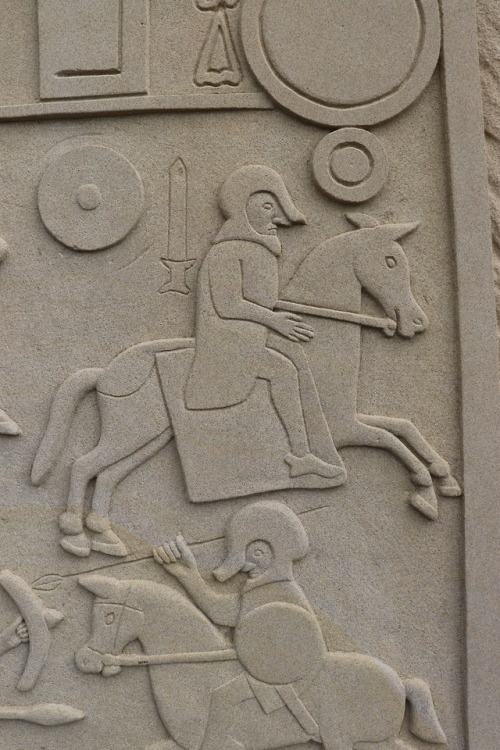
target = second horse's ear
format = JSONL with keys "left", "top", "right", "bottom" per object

{"left": 78, "top": 575, "right": 130, "bottom": 601}
{"left": 345, "top": 213, "right": 381, "bottom": 229}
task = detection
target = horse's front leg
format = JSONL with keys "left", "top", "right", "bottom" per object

{"left": 358, "top": 414, "right": 461, "bottom": 497}
{"left": 338, "top": 421, "right": 439, "bottom": 520}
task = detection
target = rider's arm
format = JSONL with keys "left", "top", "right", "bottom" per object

{"left": 208, "top": 247, "right": 276, "bottom": 328}
{"left": 153, "top": 540, "right": 239, "bottom": 628}
{"left": 171, "top": 569, "right": 240, "bottom": 628}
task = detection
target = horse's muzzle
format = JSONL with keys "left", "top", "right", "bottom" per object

{"left": 75, "top": 646, "right": 105, "bottom": 674}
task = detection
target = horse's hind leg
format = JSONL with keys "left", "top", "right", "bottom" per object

{"left": 88, "top": 428, "right": 174, "bottom": 557}
{"left": 60, "top": 439, "right": 141, "bottom": 557}
{"left": 358, "top": 415, "right": 461, "bottom": 497}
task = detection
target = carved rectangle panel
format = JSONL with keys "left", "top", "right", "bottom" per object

{"left": 38, "top": 0, "right": 149, "bottom": 99}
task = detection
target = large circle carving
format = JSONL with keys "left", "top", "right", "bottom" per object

{"left": 241, "top": 0, "right": 441, "bottom": 127}
{"left": 38, "top": 146, "right": 145, "bottom": 252}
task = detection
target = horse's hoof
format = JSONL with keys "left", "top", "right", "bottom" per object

{"left": 59, "top": 511, "right": 84, "bottom": 535}
{"left": 409, "top": 488, "right": 438, "bottom": 521}
{"left": 437, "top": 475, "right": 462, "bottom": 497}
{"left": 409, "top": 469, "right": 433, "bottom": 487}
{"left": 90, "top": 530, "right": 128, "bottom": 557}
{"left": 60, "top": 533, "right": 91, "bottom": 557}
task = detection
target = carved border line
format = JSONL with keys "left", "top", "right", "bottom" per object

{"left": 0, "top": 93, "right": 274, "bottom": 122}
{"left": 441, "top": 1, "right": 500, "bottom": 748}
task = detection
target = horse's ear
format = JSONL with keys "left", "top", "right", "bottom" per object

{"left": 78, "top": 575, "right": 130, "bottom": 600}
{"left": 384, "top": 222, "right": 420, "bottom": 241}
{"left": 345, "top": 213, "right": 381, "bottom": 229}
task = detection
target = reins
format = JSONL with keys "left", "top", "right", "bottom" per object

{"left": 276, "top": 300, "right": 396, "bottom": 332}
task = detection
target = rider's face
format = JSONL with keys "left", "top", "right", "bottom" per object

{"left": 246, "top": 192, "right": 290, "bottom": 236}
{"left": 241, "top": 540, "right": 274, "bottom": 578}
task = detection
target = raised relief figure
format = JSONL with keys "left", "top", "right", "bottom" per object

{"left": 184, "top": 165, "right": 346, "bottom": 482}
{"left": 76, "top": 502, "right": 447, "bottom": 750}
{"left": 31, "top": 167, "right": 460, "bottom": 558}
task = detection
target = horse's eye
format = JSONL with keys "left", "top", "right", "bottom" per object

{"left": 263, "top": 203, "right": 273, "bottom": 211}
{"left": 105, "top": 613, "right": 116, "bottom": 625}
{"left": 385, "top": 256, "right": 397, "bottom": 268}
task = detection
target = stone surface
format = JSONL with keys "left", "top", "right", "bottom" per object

{"left": 0, "top": 3, "right": 498, "bottom": 750}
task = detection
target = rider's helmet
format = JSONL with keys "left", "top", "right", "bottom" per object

{"left": 218, "top": 165, "right": 306, "bottom": 226}
{"left": 213, "top": 500, "right": 309, "bottom": 582}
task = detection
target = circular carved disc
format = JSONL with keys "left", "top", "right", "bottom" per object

{"left": 241, "top": 0, "right": 441, "bottom": 127}
{"left": 38, "top": 146, "right": 145, "bottom": 252}
{"left": 313, "top": 128, "right": 388, "bottom": 203}
{"left": 235, "top": 603, "right": 327, "bottom": 684}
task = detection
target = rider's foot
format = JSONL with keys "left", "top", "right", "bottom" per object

{"left": 90, "top": 530, "right": 128, "bottom": 557}
{"left": 285, "top": 452, "right": 346, "bottom": 482}
{"left": 0, "top": 409, "right": 21, "bottom": 435}
{"left": 60, "top": 533, "right": 91, "bottom": 557}
{"left": 85, "top": 513, "right": 128, "bottom": 557}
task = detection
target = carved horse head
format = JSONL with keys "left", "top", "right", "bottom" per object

{"left": 283, "top": 212, "right": 429, "bottom": 339}
{"left": 346, "top": 213, "right": 428, "bottom": 338}
{"left": 75, "top": 575, "right": 143, "bottom": 677}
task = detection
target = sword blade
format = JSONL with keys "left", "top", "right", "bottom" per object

{"left": 168, "top": 158, "right": 188, "bottom": 261}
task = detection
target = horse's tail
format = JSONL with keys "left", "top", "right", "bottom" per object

{"left": 403, "top": 678, "right": 447, "bottom": 744}
{"left": 31, "top": 368, "right": 104, "bottom": 485}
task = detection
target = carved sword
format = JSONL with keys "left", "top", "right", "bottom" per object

{"left": 159, "top": 158, "right": 196, "bottom": 295}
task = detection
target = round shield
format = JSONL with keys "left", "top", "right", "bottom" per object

{"left": 313, "top": 128, "right": 388, "bottom": 203}
{"left": 38, "top": 146, "right": 145, "bottom": 252}
{"left": 241, "top": 0, "right": 441, "bottom": 127}
{"left": 235, "top": 603, "right": 327, "bottom": 684}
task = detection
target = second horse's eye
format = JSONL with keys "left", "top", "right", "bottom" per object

{"left": 105, "top": 613, "right": 116, "bottom": 625}
{"left": 263, "top": 203, "right": 273, "bottom": 210}
{"left": 385, "top": 256, "right": 397, "bottom": 268}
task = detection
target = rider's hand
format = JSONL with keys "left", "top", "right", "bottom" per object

{"left": 16, "top": 620, "right": 29, "bottom": 643}
{"left": 153, "top": 534, "right": 198, "bottom": 577}
{"left": 271, "top": 312, "right": 315, "bottom": 342}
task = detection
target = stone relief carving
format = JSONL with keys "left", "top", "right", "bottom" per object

{"left": 240, "top": 0, "right": 442, "bottom": 127}
{"left": 194, "top": 1, "right": 243, "bottom": 87}
{"left": 312, "top": 128, "right": 389, "bottom": 204}
{"left": 74, "top": 502, "right": 447, "bottom": 750}
{"left": 38, "top": 143, "right": 145, "bottom": 252}
{"left": 30, "top": 165, "right": 460, "bottom": 559}
{"left": 0, "top": 238, "right": 21, "bottom": 435}
{"left": 38, "top": 0, "right": 150, "bottom": 100}
{"left": 159, "top": 157, "right": 197, "bottom": 295}
{"left": 0, "top": 571, "right": 85, "bottom": 727}
{"left": 0, "top": 3, "right": 494, "bottom": 747}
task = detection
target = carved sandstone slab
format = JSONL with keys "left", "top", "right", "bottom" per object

{"left": 0, "top": 3, "right": 498, "bottom": 750}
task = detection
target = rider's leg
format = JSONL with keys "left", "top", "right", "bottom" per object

{"left": 201, "top": 674, "right": 254, "bottom": 750}
{"left": 258, "top": 350, "right": 344, "bottom": 479}
{"left": 258, "top": 349, "right": 308, "bottom": 457}
{"left": 267, "top": 335, "right": 341, "bottom": 464}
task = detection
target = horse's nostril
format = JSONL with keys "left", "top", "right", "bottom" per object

{"left": 414, "top": 318, "right": 423, "bottom": 326}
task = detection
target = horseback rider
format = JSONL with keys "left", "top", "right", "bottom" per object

{"left": 154, "top": 501, "right": 331, "bottom": 750}
{"left": 184, "top": 165, "right": 345, "bottom": 482}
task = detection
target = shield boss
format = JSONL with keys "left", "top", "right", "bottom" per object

{"left": 38, "top": 145, "right": 144, "bottom": 251}
{"left": 235, "top": 603, "right": 327, "bottom": 684}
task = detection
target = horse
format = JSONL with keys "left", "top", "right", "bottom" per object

{"left": 75, "top": 574, "right": 447, "bottom": 750}
{"left": 31, "top": 214, "right": 461, "bottom": 557}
